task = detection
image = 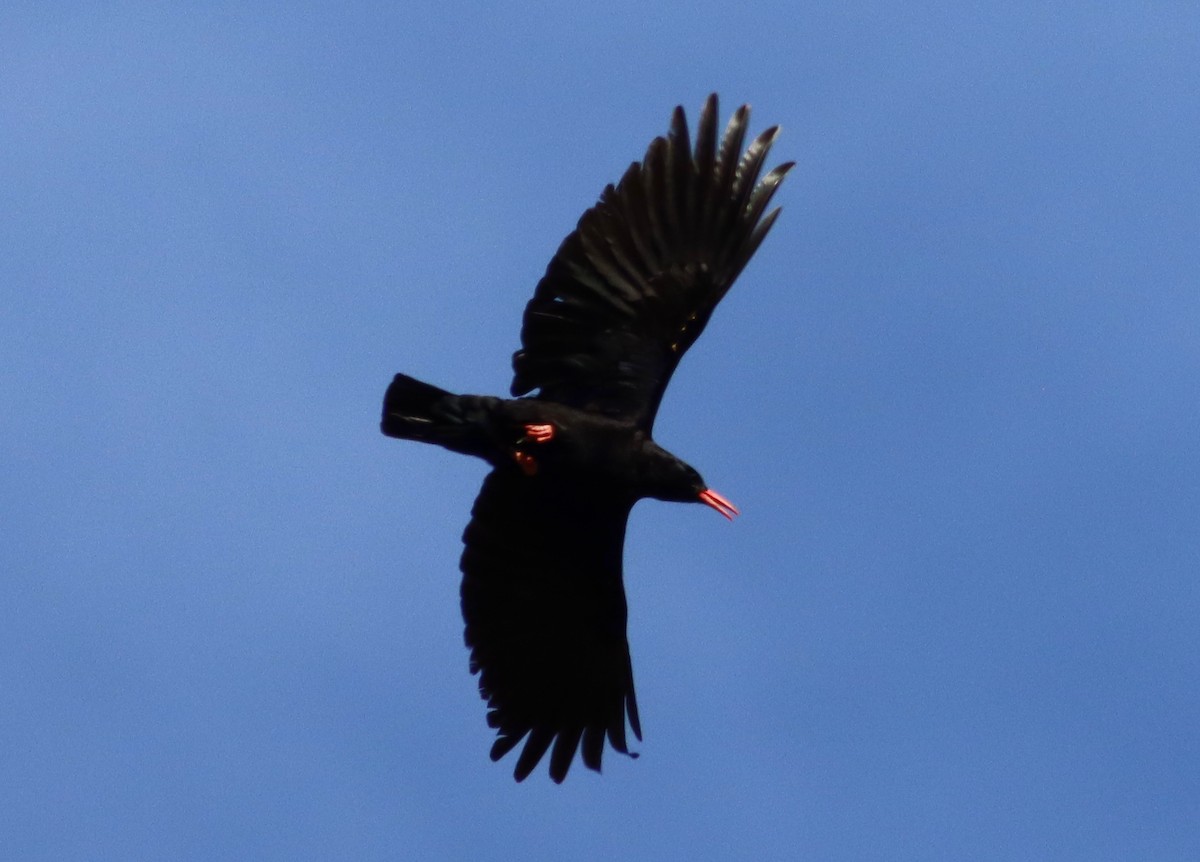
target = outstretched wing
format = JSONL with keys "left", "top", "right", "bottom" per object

{"left": 459, "top": 469, "right": 641, "bottom": 783}
{"left": 511, "top": 93, "right": 793, "bottom": 431}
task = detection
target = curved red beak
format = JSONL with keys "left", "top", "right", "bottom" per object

{"left": 698, "top": 488, "right": 739, "bottom": 521}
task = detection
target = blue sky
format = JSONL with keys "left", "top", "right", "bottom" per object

{"left": 3, "top": 3, "right": 1198, "bottom": 859}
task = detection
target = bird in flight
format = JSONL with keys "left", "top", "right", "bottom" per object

{"left": 381, "top": 94, "right": 791, "bottom": 783}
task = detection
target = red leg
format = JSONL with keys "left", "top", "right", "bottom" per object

{"left": 512, "top": 451, "right": 538, "bottom": 476}
{"left": 523, "top": 423, "right": 555, "bottom": 443}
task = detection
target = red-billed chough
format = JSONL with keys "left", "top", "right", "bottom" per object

{"left": 381, "top": 94, "right": 791, "bottom": 783}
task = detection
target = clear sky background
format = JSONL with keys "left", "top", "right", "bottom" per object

{"left": 3, "top": 3, "right": 1198, "bottom": 860}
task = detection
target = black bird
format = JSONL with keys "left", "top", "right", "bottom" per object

{"left": 381, "top": 94, "right": 791, "bottom": 783}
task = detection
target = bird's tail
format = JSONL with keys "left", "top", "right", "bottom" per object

{"left": 381, "top": 373, "right": 499, "bottom": 457}
{"left": 381, "top": 373, "right": 455, "bottom": 440}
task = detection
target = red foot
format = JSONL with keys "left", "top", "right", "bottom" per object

{"left": 523, "top": 423, "right": 555, "bottom": 443}
{"left": 513, "top": 451, "right": 539, "bottom": 476}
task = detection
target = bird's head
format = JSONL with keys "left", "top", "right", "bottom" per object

{"left": 638, "top": 443, "right": 740, "bottom": 521}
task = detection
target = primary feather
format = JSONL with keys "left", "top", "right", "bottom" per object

{"left": 511, "top": 93, "right": 793, "bottom": 431}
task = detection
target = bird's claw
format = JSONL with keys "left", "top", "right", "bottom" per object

{"left": 523, "top": 423, "right": 555, "bottom": 444}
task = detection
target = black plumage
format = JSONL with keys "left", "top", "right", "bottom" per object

{"left": 381, "top": 94, "right": 791, "bottom": 782}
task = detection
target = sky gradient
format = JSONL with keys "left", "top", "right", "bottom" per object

{"left": 3, "top": 4, "right": 1199, "bottom": 860}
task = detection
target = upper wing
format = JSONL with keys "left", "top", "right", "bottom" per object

{"left": 459, "top": 468, "right": 641, "bottom": 783}
{"left": 510, "top": 93, "right": 793, "bottom": 431}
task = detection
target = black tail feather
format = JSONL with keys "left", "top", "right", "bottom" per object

{"left": 381, "top": 373, "right": 455, "bottom": 440}
{"left": 381, "top": 373, "right": 502, "bottom": 459}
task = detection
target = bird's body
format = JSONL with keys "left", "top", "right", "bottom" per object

{"left": 383, "top": 374, "right": 703, "bottom": 498}
{"left": 381, "top": 95, "right": 790, "bottom": 782}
